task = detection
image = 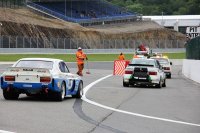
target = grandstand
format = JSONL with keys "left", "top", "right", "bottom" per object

{"left": 26, "top": 0, "right": 138, "bottom": 25}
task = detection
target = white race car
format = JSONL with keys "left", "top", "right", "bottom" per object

{"left": 151, "top": 57, "right": 172, "bottom": 78}
{"left": 1, "top": 58, "right": 83, "bottom": 101}
{"left": 123, "top": 58, "right": 166, "bottom": 88}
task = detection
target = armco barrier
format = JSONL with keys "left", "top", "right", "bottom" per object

{"left": 113, "top": 60, "right": 130, "bottom": 75}
{"left": 182, "top": 59, "right": 200, "bottom": 83}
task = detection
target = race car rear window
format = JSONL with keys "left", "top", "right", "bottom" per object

{"left": 15, "top": 60, "right": 53, "bottom": 69}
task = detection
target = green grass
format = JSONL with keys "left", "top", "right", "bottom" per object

{"left": 0, "top": 53, "right": 185, "bottom": 62}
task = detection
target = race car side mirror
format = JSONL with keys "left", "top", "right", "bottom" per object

{"left": 170, "top": 62, "right": 172, "bottom": 65}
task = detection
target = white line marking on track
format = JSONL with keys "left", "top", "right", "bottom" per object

{"left": 0, "top": 130, "right": 15, "bottom": 133}
{"left": 82, "top": 74, "right": 200, "bottom": 127}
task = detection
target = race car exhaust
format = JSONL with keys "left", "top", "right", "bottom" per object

{"left": 44, "top": 88, "right": 48, "bottom": 94}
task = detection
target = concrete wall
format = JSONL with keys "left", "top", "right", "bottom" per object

{"left": 182, "top": 59, "right": 200, "bottom": 83}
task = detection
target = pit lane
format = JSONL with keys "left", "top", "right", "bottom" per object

{"left": 0, "top": 61, "right": 200, "bottom": 133}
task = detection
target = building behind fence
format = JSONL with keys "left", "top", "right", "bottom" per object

{"left": 0, "top": 35, "right": 185, "bottom": 49}
{"left": 186, "top": 36, "right": 200, "bottom": 60}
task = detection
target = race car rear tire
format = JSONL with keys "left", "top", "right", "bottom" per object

{"left": 123, "top": 81, "right": 129, "bottom": 87}
{"left": 72, "top": 81, "right": 83, "bottom": 99}
{"left": 3, "top": 89, "right": 19, "bottom": 100}
{"left": 167, "top": 74, "right": 171, "bottom": 79}
{"left": 54, "top": 82, "right": 66, "bottom": 101}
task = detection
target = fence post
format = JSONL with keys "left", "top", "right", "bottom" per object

{"left": 30, "top": 37, "right": 32, "bottom": 48}
{"left": 76, "top": 39, "right": 78, "bottom": 49}
{"left": 9, "top": 36, "right": 10, "bottom": 48}
{"left": 115, "top": 39, "right": 116, "bottom": 49}
{"left": 70, "top": 38, "right": 71, "bottom": 49}
{"left": 57, "top": 38, "right": 58, "bottom": 49}
{"left": 171, "top": 40, "right": 173, "bottom": 48}
{"left": 16, "top": 36, "right": 17, "bottom": 48}
{"left": 37, "top": 37, "right": 38, "bottom": 48}
{"left": 44, "top": 39, "right": 45, "bottom": 48}
{"left": 0, "top": 36, "right": 1, "bottom": 48}
{"left": 23, "top": 37, "right": 25, "bottom": 48}
{"left": 64, "top": 38, "right": 66, "bottom": 49}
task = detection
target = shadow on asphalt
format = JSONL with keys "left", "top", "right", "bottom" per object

{"left": 17, "top": 96, "right": 74, "bottom": 102}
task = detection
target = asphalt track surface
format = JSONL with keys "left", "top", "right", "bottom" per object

{"left": 0, "top": 61, "right": 200, "bottom": 133}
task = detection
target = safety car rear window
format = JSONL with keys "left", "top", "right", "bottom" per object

{"left": 15, "top": 60, "right": 53, "bottom": 69}
{"left": 151, "top": 58, "right": 169, "bottom": 65}
{"left": 130, "top": 59, "right": 155, "bottom": 66}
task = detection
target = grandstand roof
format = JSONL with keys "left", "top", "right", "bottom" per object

{"left": 143, "top": 15, "right": 200, "bottom": 27}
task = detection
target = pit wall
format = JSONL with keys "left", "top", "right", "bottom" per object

{"left": 182, "top": 59, "right": 200, "bottom": 83}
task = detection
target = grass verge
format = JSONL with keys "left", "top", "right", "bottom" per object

{"left": 0, "top": 53, "right": 185, "bottom": 62}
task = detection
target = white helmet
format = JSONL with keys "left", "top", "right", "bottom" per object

{"left": 78, "top": 47, "right": 82, "bottom": 50}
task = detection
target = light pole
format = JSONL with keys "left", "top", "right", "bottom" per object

{"left": 161, "top": 11, "right": 164, "bottom": 26}
{"left": 0, "top": 22, "right": 2, "bottom": 48}
{"left": 65, "top": 0, "right": 66, "bottom": 17}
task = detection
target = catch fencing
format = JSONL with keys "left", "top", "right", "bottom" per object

{"left": 186, "top": 36, "right": 200, "bottom": 60}
{"left": 0, "top": 0, "right": 26, "bottom": 8}
{"left": 0, "top": 35, "right": 185, "bottom": 49}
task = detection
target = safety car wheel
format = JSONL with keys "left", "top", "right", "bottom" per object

{"left": 167, "top": 74, "right": 171, "bottom": 79}
{"left": 123, "top": 80, "right": 129, "bottom": 87}
{"left": 162, "top": 79, "right": 166, "bottom": 87}
{"left": 156, "top": 79, "right": 162, "bottom": 88}
{"left": 3, "top": 89, "right": 19, "bottom": 100}
{"left": 72, "top": 81, "right": 83, "bottom": 99}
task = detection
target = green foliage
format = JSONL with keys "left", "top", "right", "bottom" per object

{"left": 108, "top": 0, "right": 200, "bottom": 15}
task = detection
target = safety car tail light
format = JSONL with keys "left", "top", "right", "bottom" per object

{"left": 148, "top": 72, "right": 157, "bottom": 75}
{"left": 5, "top": 76, "right": 15, "bottom": 81}
{"left": 163, "top": 67, "right": 170, "bottom": 70}
{"left": 40, "top": 77, "right": 51, "bottom": 83}
{"left": 125, "top": 70, "right": 133, "bottom": 74}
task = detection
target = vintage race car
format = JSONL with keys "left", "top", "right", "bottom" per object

{"left": 123, "top": 58, "right": 166, "bottom": 88}
{"left": 1, "top": 58, "right": 83, "bottom": 101}
{"left": 151, "top": 57, "right": 172, "bottom": 78}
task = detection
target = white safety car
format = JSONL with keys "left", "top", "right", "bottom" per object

{"left": 151, "top": 57, "right": 172, "bottom": 78}
{"left": 123, "top": 58, "right": 166, "bottom": 88}
{"left": 1, "top": 58, "right": 83, "bottom": 101}
{"left": 136, "top": 47, "right": 150, "bottom": 56}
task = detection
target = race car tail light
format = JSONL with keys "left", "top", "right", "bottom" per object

{"left": 125, "top": 70, "right": 133, "bottom": 74}
{"left": 163, "top": 67, "right": 170, "bottom": 70}
{"left": 5, "top": 76, "right": 15, "bottom": 81}
{"left": 40, "top": 77, "right": 51, "bottom": 83}
{"left": 148, "top": 72, "right": 157, "bottom": 75}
